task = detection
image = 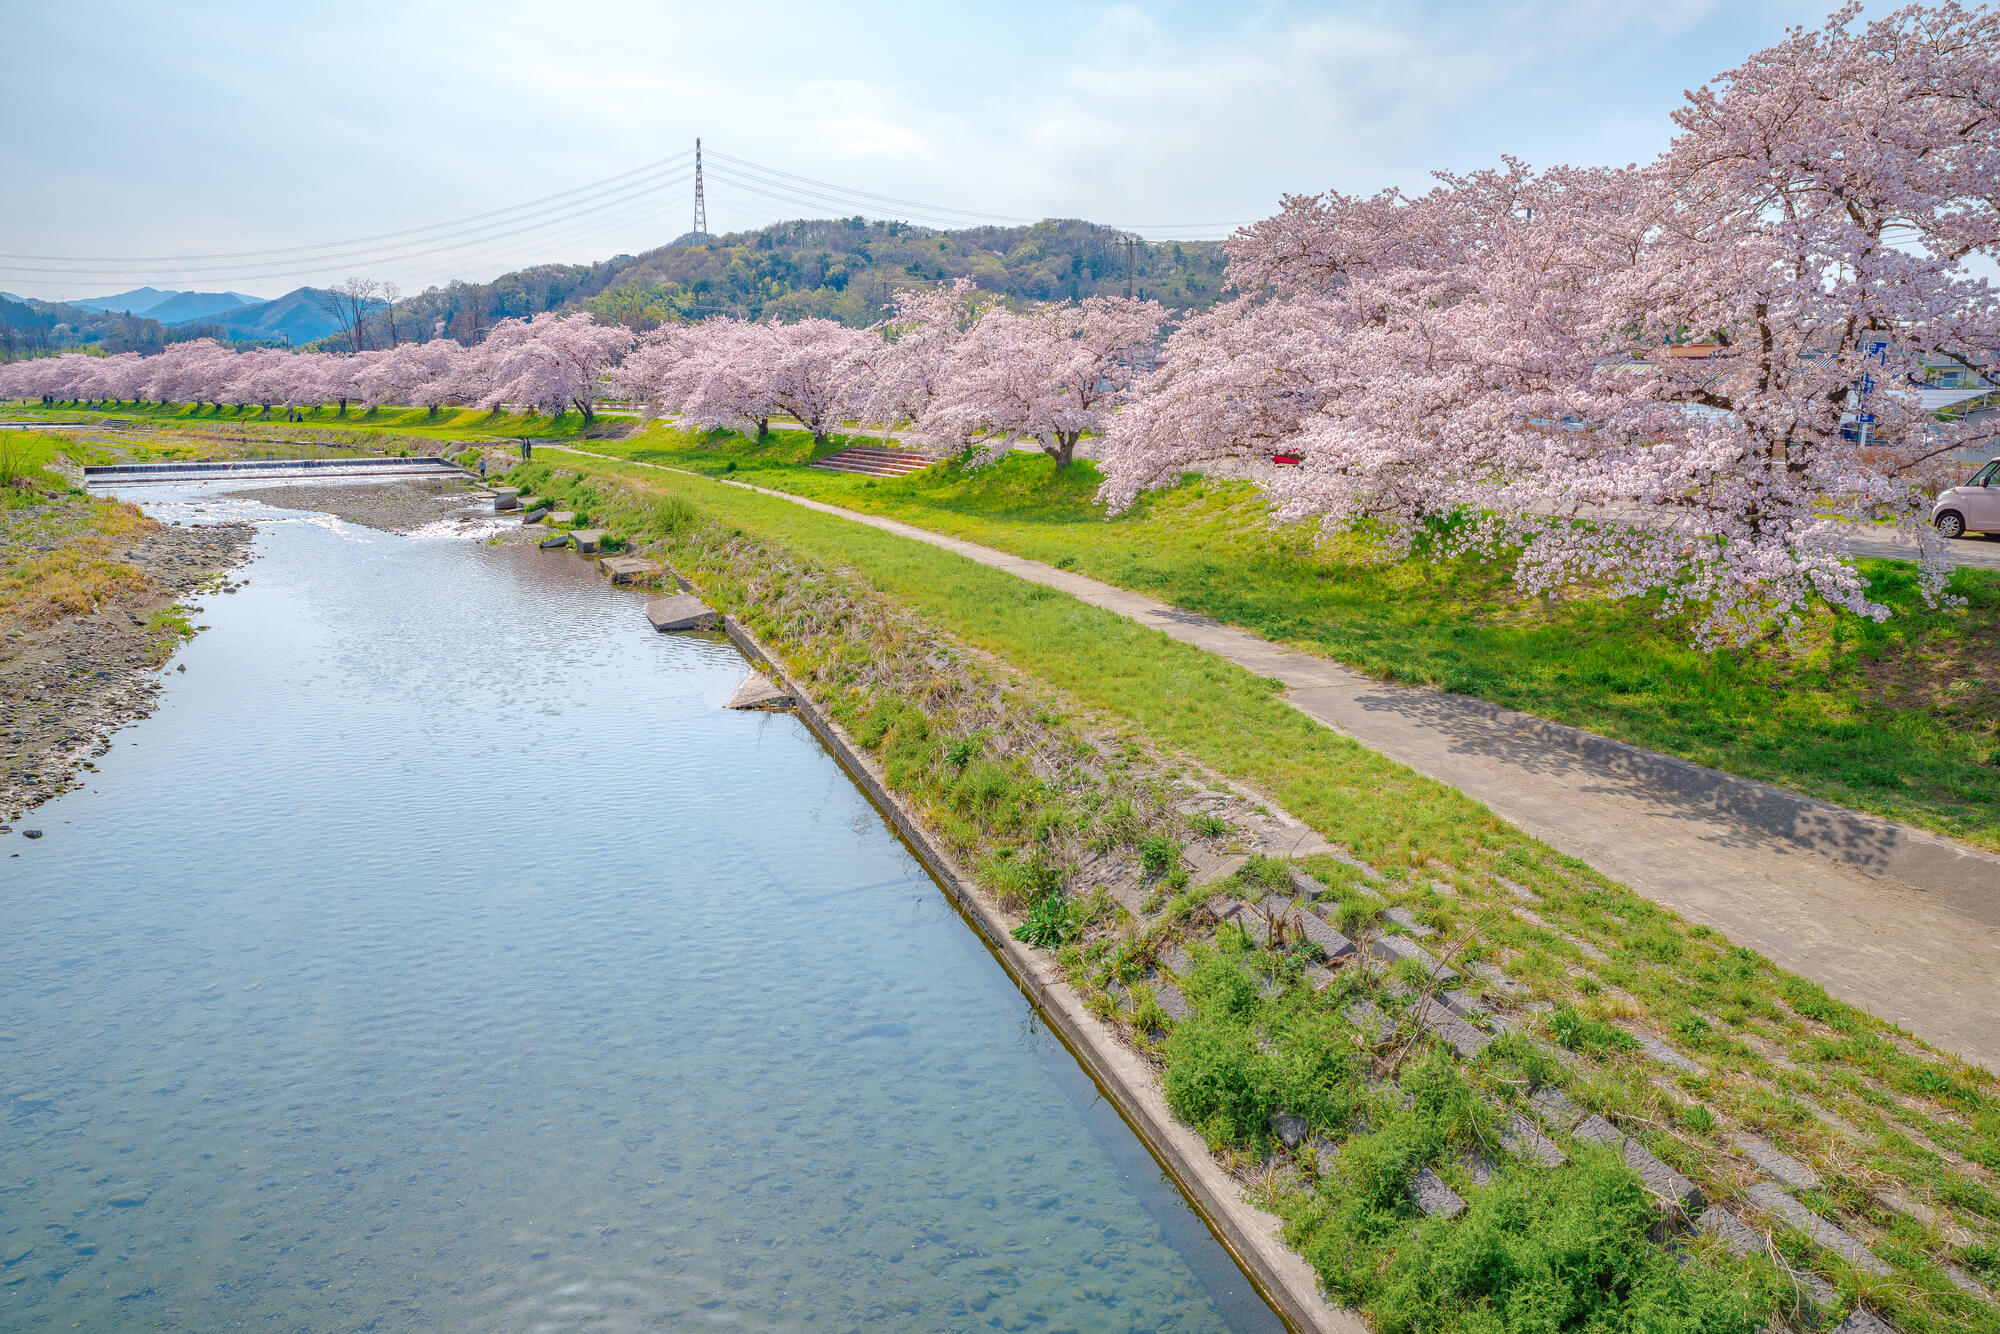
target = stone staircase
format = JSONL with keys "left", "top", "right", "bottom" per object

{"left": 808, "top": 444, "right": 941, "bottom": 478}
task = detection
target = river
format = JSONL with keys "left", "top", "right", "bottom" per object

{"left": 0, "top": 484, "right": 1285, "bottom": 1333}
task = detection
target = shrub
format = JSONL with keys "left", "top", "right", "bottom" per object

{"left": 1012, "top": 893, "right": 1076, "bottom": 949}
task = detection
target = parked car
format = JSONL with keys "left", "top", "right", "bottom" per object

{"left": 1933, "top": 458, "right": 2000, "bottom": 537}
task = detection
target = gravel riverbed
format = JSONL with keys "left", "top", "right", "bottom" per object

{"left": 1, "top": 510, "right": 253, "bottom": 825}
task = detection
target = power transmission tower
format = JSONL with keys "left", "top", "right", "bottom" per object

{"left": 693, "top": 138, "right": 708, "bottom": 237}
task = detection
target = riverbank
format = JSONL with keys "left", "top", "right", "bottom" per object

{"left": 17, "top": 402, "right": 1990, "bottom": 852}
{"left": 230, "top": 478, "right": 490, "bottom": 535}
{"left": 506, "top": 459, "right": 2000, "bottom": 1334}
{"left": 0, "top": 477, "right": 251, "bottom": 823}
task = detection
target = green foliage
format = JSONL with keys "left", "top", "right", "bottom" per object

{"left": 1361, "top": 1154, "right": 1765, "bottom": 1334}
{"left": 1138, "top": 832, "right": 1179, "bottom": 876}
{"left": 1011, "top": 892, "right": 1077, "bottom": 949}
{"left": 1191, "top": 811, "right": 1230, "bottom": 839}
{"left": 1551, "top": 1006, "right": 1640, "bottom": 1055}
{"left": 943, "top": 734, "right": 980, "bottom": 767}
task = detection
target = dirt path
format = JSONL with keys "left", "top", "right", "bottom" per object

{"left": 553, "top": 444, "right": 2000, "bottom": 1072}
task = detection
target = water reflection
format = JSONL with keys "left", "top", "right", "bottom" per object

{"left": 0, "top": 483, "right": 1284, "bottom": 1333}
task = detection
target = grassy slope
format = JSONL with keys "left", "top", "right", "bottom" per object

{"left": 581, "top": 428, "right": 2000, "bottom": 852}
{"left": 18, "top": 401, "right": 1997, "bottom": 848}
{"left": 507, "top": 455, "right": 2000, "bottom": 1334}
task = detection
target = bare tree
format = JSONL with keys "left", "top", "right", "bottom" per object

{"left": 315, "top": 277, "right": 382, "bottom": 353}
{"left": 379, "top": 282, "right": 402, "bottom": 348}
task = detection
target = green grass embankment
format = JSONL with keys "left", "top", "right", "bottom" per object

{"left": 499, "top": 456, "right": 2000, "bottom": 1334}
{"left": 14, "top": 400, "right": 1996, "bottom": 848}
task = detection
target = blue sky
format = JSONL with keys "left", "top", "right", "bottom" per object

{"left": 0, "top": 0, "right": 1864, "bottom": 301}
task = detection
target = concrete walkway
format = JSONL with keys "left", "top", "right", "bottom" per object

{"left": 555, "top": 446, "right": 2000, "bottom": 1071}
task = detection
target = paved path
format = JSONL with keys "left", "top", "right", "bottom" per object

{"left": 556, "top": 446, "right": 2000, "bottom": 1070}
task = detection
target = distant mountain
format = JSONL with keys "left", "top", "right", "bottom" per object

{"left": 174, "top": 286, "right": 348, "bottom": 345}
{"left": 69, "top": 286, "right": 183, "bottom": 315}
{"left": 142, "top": 289, "right": 263, "bottom": 322}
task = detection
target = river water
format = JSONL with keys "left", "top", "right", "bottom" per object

{"left": 0, "top": 485, "right": 1284, "bottom": 1333}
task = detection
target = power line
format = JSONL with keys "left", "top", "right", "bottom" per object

{"left": 0, "top": 149, "right": 696, "bottom": 264}
{"left": 0, "top": 170, "right": 695, "bottom": 280}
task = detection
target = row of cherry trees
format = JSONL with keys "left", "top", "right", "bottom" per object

{"left": 1101, "top": 2, "right": 2000, "bottom": 644}
{"left": 5, "top": 5, "right": 1995, "bottom": 643}
{"left": 0, "top": 286, "right": 1163, "bottom": 471}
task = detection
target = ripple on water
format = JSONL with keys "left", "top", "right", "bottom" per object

{"left": 0, "top": 488, "right": 1282, "bottom": 1334}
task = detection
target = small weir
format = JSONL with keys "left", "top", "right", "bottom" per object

{"left": 82, "top": 455, "right": 462, "bottom": 486}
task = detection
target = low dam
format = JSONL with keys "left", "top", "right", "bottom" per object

{"left": 0, "top": 482, "right": 1285, "bottom": 1333}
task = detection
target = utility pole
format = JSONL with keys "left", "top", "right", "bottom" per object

{"left": 693, "top": 137, "right": 708, "bottom": 238}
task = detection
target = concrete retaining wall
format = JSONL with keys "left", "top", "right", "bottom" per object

{"left": 710, "top": 604, "right": 1363, "bottom": 1334}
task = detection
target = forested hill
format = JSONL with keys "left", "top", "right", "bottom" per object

{"left": 382, "top": 218, "right": 1232, "bottom": 343}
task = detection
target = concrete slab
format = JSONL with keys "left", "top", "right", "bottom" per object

{"left": 1501, "top": 1113, "right": 1567, "bottom": 1167}
{"left": 644, "top": 594, "right": 719, "bottom": 632}
{"left": 1153, "top": 980, "right": 1192, "bottom": 1022}
{"left": 1744, "top": 1182, "right": 1890, "bottom": 1275}
{"left": 1371, "top": 935, "right": 1460, "bottom": 985}
{"left": 520, "top": 505, "right": 550, "bottom": 524}
{"left": 546, "top": 510, "right": 575, "bottom": 525}
{"left": 1575, "top": 1115, "right": 1704, "bottom": 1214}
{"left": 725, "top": 672, "right": 794, "bottom": 711}
{"left": 569, "top": 528, "right": 604, "bottom": 552}
{"left": 1295, "top": 912, "right": 1357, "bottom": 960}
{"left": 601, "top": 555, "right": 662, "bottom": 584}
{"left": 1411, "top": 1167, "right": 1466, "bottom": 1219}
{"left": 491, "top": 488, "right": 519, "bottom": 511}
{"left": 1728, "top": 1131, "right": 1821, "bottom": 1191}
{"left": 537, "top": 533, "right": 571, "bottom": 550}
{"left": 1271, "top": 1112, "right": 1308, "bottom": 1152}
{"left": 1695, "top": 1205, "right": 1762, "bottom": 1258}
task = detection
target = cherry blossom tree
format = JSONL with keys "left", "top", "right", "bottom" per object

{"left": 614, "top": 324, "right": 696, "bottom": 422}
{"left": 476, "top": 313, "right": 634, "bottom": 423}
{"left": 764, "top": 318, "right": 870, "bottom": 445}
{"left": 928, "top": 295, "right": 1165, "bottom": 470}
{"left": 677, "top": 318, "right": 783, "bottom": 438}
{"left": 1100, "top": 2, "right": 2000, "bottom": 645}
{"left": 856, "top": 279, "right": 993, "bottom": 439}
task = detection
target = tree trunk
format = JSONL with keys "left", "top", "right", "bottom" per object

{"left": 577, "top": 399, "right": 595, "bottom": 426}
{"left": 1048, "top": 431, "right": 1080, "bottom": 471}
{"left": 756, "top": 417, "right": 770, "bottom": 439}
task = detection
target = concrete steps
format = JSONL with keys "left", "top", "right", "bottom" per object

{"left": 809, "top": 445, "right": 941, "bottom": 478}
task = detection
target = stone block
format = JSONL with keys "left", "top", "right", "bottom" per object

{"left": 1371, "top": 935, "right": 1460, "bottom": 985}
{"left": 1831, "top": 1312, "right": 1897, "bottom": 1334}
{"left": 1159, "top": 943, "right": 1193, "bottom": 977}
{"left": 724, "top": 672, "right": 793, "bottom": 711}
{"left": 1576, "top": 1116, "right": 1704, "bottom": 1214}
{"left": 1501, "top": 1113, "right": 1567, "bottom": 1168}
{"left": 1294, "top": 911, "right": 1356, "bottom": 960}
{"left": 537, "top": 532, "right": 571, "bottom": 550}
{"left": 601, "top": 556, "right": 663, "bottom": 584}
{"left": 1411, "top": 1167, "right": 1466, "bottom": 1219}
{"left": 1744, "top": 1183, "right": 1890, "bottom": 1276}
{"left": 1696, "top": 1205, "right": 1762, "bottom": 1259}
{"left": 491, "top": 488, "right": 520, "bottom": 511}
{"left": 1344, "top": 999, "right": 1392, "bottom": 1044}
{"left": 1442, "top": 989, "right": 1488, "bottom": 1020}
{"left": 546, "top": 510, "right": 575, "bottom": 525}
{"left": 1386, "top": 906, "right": 1436, "bottom": 938}
{"left": 1302, "top": 963, "right": 1335, "bottom": 992}
{"left": 644, "top": 594, "right": 719, "bottom": 632}
{"left": 568, "top": 527, "right": 604, "bottom": 551}
{"left": 1464, "top": 1153, "right": 1497, "bottom": 1187}
{"left": 1469, "top": 961, "right": 1528, "bottom": 997}
{"left": 1287, "top": 866, "right": 1327, "bottom": 900}
{"left": 1152, "top": 980, "right": 1192, "bottom": 1022}
{"left": 1183, "top": 845, "right": 1248, "bottom": 886}
{"left": 1334, "top": 851, "right": 1384, "bottom": 882}
{"left": 521, "top": 505, "right": 550, "bottom": 524}
{"left": 1529, "top": 1085, "right": 1585, "bottom": 1131}
{"left": 1626, "top": 1029, "right": 1703, "bottom": 1075}
{"left": 516, "top": 495, "right": 543, "bottom": 510}
{"left": 1416, "top": 999, "right": 1495, "bottom": 1060}
{"left": 1728, "top": 1131, "right": 1821, "bottom": 1191}
{"left": 1271, "top": 1112, "right": 1308, "bottom": 1152}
